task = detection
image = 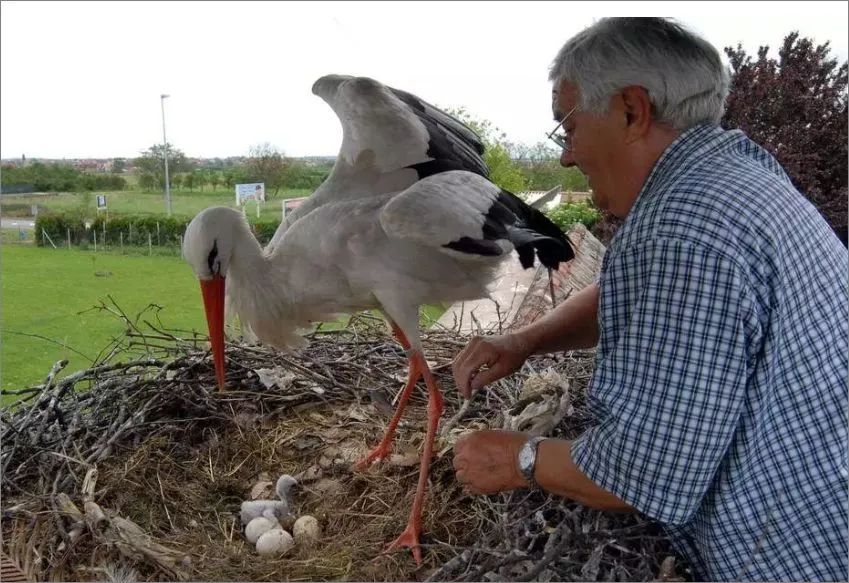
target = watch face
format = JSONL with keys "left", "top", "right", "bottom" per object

{"left": 519, "top": 443, "right": 533, "bottom": 472}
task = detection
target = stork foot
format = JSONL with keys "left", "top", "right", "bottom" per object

{"left": 355, "top": 443, "right": 391, "bottom": 470}
{"left": 383, "top": 521, "right": 422, "bottom": 565}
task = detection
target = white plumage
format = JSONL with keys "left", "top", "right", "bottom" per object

{"left": 183, "top": 74, "right": 574, "bottom": 564}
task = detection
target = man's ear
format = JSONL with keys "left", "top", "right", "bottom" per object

{"left": 621, "top": 86, "right": 652, "bottom": 143}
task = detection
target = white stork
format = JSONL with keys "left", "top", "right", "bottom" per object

{"left": 182, "top": 74, "right": 575, "bottom": 564}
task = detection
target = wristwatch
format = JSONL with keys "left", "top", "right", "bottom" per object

{"left": 518, "top": 436, "right": 546, "bottom": 489}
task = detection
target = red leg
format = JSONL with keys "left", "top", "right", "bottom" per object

{"left": 355, "top": 322, "right": 419, "bottom": 469}
{"left": 356, "top": 355, "right": 421, "bottom": 468}
{"left": 382, "top": 352, "right": 444, "bottom": 565}
{"left": 390, "top": 321, "right": 411, "bottom": 350}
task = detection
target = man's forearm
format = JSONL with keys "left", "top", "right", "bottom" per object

{"left": 535, "top": 437, "right": 634, "bottom": 512}
{"left": 515, "top": 282, "right": 600, "bottom": 354}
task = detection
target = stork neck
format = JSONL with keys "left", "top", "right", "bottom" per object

{"left": 229, "top": 224, "right": 266, "bottom": 277}
{"left": 227, "top": 222, "right": 296, "bottom": 326}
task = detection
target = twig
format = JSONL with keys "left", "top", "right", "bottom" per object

{"left": 3, "top": 331, "right": 93, "bottom": 363}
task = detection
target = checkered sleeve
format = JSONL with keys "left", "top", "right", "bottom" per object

{"left": 572, "top": 238, "right": 752, "bottom": 525}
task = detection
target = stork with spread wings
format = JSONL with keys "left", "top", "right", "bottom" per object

{"left": 183, "top": 74, "right": 575, "bottom": 564}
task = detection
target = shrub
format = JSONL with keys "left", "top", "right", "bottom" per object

{"left": 92, "top": 215, "right": 190, "bottom": 246}
{"left": 35, "top": 213, "right": 86, "bottom": 247}
{"left": 251, "top": 219, "right": 282, "bottom": 245}
{"left": 545, "top": 200, "right": 602, "bottom": 231}
{"left": 35, "top": 211, "right": 278, "bottom": 248}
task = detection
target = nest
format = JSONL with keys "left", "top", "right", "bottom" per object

{"left": 1, "top": 299, "right": 690, "bottom": 582}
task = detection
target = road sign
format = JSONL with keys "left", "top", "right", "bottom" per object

{"left": 235, "top": 183, "right": 266, "bottom": 205}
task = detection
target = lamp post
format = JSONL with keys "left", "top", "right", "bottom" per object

{"left": 160, "top": 93, "right": 172, "bottom": 216}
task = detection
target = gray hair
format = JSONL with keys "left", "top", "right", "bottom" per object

{"left": 549, "top": 17, "right": 730, "bottom": 129}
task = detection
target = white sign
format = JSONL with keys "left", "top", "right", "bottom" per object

{"left": 235, "top": 183, "right": 266, "bottom": 205}
{"left": 96, "top": 195, "right": 107, "bottom": 209}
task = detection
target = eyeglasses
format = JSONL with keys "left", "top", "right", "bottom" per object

{"left": 546, "top": 105, "right": 578, "bottom": 152}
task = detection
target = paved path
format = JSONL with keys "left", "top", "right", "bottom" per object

{"left": 1, "top": 218, "right": 35, "bottom": 229}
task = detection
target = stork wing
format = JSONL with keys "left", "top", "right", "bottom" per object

{"left": 380, "top": 171, "right": 575, "bottom": 271}
{"left": 266, "top": 75, "right": 489, "bottom": 254}
{"left": 315, "top": 74, "right": 488, "bottom": 180}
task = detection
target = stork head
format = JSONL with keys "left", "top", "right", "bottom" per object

{"left": 183, "top": 206, "right": 246, "bottom": 389}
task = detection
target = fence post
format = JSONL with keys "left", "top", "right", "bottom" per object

{"left": 156, "top": 222, "right": 161, "bottom": 246}
{"left": 148, "top": 233, "right": 152, "bottom": 256}
{"left": 93, "top": 230, "right": 97, "bottom": 253}
{"left": 42, "top": 229, "right": 57, "bottom": 249}
{"left": 102, "top": 222, "right": 107, "bottom": 247}
{"left": 120, "top": 232, "right": 124, "bottom": 254}
{"left": 67, "top": 228, "right": 71, "bottom": 249}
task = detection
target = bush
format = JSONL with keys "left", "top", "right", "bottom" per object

{"left": 35, "top": 213, "right": 86, "bottom": 247}
{"left": 92, "top": 215, "right": 190, "bottom": 246}
{"left": 251, "top": 219, "right": 282, "bottom": 245}
{"left": 35, "top": 211, "right": 279, "bottom": 248}
{"left": 545, "top": 200, "right": 602, "bottom": 231}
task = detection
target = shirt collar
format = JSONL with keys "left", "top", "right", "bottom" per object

{"left": 633, "top": 123, "right": 733, "bottom": 208}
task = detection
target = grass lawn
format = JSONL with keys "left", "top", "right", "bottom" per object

{"left": 1, "top": 245, "right": 448, "bottom": 400}
{"left": 1, "top": 187, "right": 312, "bottom": 221}
{"left": 1, "top": 245, "right": 207, "bottom": 399}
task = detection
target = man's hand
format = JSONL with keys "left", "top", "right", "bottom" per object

{"left": 453, "top": 430, "right": 636, "bottom": 512}
{"left": 452, "top": 334, "right": 534, "bottom": 399}
{"left": 452, "top": 430, "right": 529, "bottom": 494}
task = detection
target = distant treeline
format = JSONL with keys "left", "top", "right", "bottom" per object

{"left": 1, "top": 162, "right": 127, "bottom": 193}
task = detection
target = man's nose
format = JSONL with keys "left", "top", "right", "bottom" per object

{"left": 560, "top": 149, "right": 576, "bottom": 168}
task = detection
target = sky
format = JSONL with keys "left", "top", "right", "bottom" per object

{"left": 1, "top": 1, "right": 847, "bottom": 160}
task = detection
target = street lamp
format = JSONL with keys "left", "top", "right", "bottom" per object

{"left": 160, "top": 93, "right": 172, "bottom": 216}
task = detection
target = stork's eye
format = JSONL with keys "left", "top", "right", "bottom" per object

{"left": 207, "top": 240, "right": 219, "bottom": 274}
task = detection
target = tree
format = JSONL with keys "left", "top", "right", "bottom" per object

{"left": 512, "top": 142, "right": 589, "bottom": 192}
{"left": 222, "top": 170, "right": 235, "bottom": 190}
{"left": 444, "top": 107, "right": 526, "bottom": 193}
{"left": 183, "top": 172, "right": 195, "bottom": 192}
{"left": 138, "top": 172, "right": 157, "bottom": 192}
{"left": 111, "top": 158, "right": 126, "bottom": 173}
{"left": 723, "top": 32, "right": 848, "bottom": 243}
{"left": 134, "top": 143, "right": 193, "bottom": 191}
{"left": 193, "top": 169, "right": 208, "bottom": 192}
{"left": 0, "top": 162, "right": 109, "bottom": 192}
{"left": 245, "top": 143, "right": 288, "bottom": 197}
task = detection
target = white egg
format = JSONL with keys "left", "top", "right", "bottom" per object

{"left": 256, "top": 528, "right": 295, "bottom": 556}
{"left": 245, "top": 517, "right": 278, "bottom": 544}
{"left": 293, "top": 515, "right": 321, "bottom": 545}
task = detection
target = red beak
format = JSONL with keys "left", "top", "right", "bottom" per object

{"left": 200, "top": 274, "right": 226, "bottom": 390}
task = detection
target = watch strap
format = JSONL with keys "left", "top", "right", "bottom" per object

{"left": 519, "top": 436, "right": 545, "bottom": 489}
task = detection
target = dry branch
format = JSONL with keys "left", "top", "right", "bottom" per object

{"left": 1, "top": 304, "right": 688, "bottom": 581}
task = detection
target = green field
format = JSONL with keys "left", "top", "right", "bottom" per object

{"left": 1, "top": 245, "right": 448, "bottom": 398}
{"left": 1, "top": 187, "right": 312, "bottom": 221}
{"left": 1, "top": 245, "right": 208, "bottom": 397}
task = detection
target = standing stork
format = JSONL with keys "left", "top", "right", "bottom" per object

{"left": 182, "top": 75, "right": 575, "bottom": 564}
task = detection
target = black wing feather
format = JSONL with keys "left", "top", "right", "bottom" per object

{"left": 443, "top": 189, "right": 576, "bottom": 270}
{"left": 389, "top": 87, "right": 490, "bottom": 180}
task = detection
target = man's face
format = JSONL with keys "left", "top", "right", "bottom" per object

{"left": 552, "top": 81, "right": 630, "bottom": 216}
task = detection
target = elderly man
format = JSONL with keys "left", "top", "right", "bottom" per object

{"left": 451, "top": 17, "right": 848, "bottom": 582}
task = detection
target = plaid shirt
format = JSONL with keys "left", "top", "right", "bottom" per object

{"left": 571, "top": 124, "right": 848, "bottom": 581}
